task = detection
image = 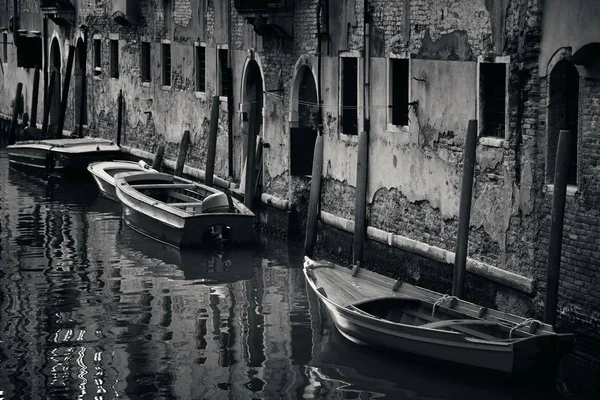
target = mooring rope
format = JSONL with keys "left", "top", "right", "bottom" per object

{"left": 431, "top": 294, "right": 459, "bottom": 319}
{"left": 509, "top": 318, "right": 542, "bottom": 339}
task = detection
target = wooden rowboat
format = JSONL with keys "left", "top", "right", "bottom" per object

{"left": 88, "top": 160, "right": 156, "bottom": 201}
{"left": 115, "top": 171, "right": 255, "bottom": 248}
{"left": 6, "top": 137, "right": 122, "bottom": 177}
{"left": 303, "top": 256, "right": 574, "bottom": 376}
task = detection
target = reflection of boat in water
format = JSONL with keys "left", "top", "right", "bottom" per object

{"left": 116, "top": 223, "right": 256, "bottom": 284}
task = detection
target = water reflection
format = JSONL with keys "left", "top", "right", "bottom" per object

{"left": 0, "top": 150, "right": 565, "bottom": 400}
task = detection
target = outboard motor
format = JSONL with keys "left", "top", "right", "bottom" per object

{"left": 202, "top": 192, "right": 232, "bottom": 214}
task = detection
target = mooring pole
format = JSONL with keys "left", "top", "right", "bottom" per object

{"left": 78, "top": 64, "right": 87, "bottom": 138}
{"left": 30, "top": 65, "right": 41, "bottom": 127}
{"left": 304, "top": 134, "right": 324, "bottom": 257}
{"left": 56, "top": 45, "right": 75, "bottom": 138}
{"left": 205, "top": 95, "right": 220, "bottom": 187}
{"left": 244, "top": 102, "right": 258, "bottom": 209}
{"left": 116, "top": 89, "right": 123, "bottom": 146}
{"left": 8, "top": 83, "right": 23, "bottom": 145}
{"left": 41, "top": 71, "right": 56, "bottom": 138}
{"left": 152, "top": 145, "right": 165, "bottom": 171}
{"left": 174, "top": 130, "right": 190, "bottom": 177}
{"left": 352, "top": 130, "right": 369, "bottom": 266}
{"left": 452, "top": 119, "right": 478, "bottom": 298}
{"left": 544, "top": 129, "right": 572, "bottom": 326}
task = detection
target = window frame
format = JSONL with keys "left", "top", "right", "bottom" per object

{"left": 339, "top": 53, "right": 361, "bottom": 136}
{"left": 477, "top": 56, "right": 510, "bottom": 146}
{"left": 217, "top": 45, "right": 229, "bottom": 101}
{"left": 140, "top": 40, "right": 151, "bottom": 84}
{"left": 194, "top": 42, "right": 206, "bottom": 95}
{"left": 161, "top": 40, "right": 172, "bottom": 89}
{"left": 109, "top": 37, "right": 119, "bottom": 79}
{"left": 387, "top": 55, "right": 411, "bottom": 132}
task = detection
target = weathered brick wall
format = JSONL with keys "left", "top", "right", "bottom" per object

{"left": 535, "top": 76, "right": 600, "bottom": 369}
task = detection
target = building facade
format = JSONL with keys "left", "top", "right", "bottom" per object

{"left": 1, "top": 0, "right": 599, "bottom": 373}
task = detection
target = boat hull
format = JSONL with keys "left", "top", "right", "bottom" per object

{"left": 88, "top": 160, "right": 153, "bottom": 202}
{"left": 115, "top": 172, "right": 255, "bottom": 248}
{"left": 7, "top": 138, "right": 122, "bottom": 178}
{"left": 303, "top": 259, "right": 574, "bottom": 376}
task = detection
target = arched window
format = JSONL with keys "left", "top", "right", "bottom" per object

{"left": 290, "top": 64, "right": 318, "bottom": 176}
{"left": 547, "top": 59, "right": 579, "bottom": 185}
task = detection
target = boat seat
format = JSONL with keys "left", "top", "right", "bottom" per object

{"left": 421, "top": 319, "right": 498, "bottom": 329}
{"left": 169, "top": 201, "right": 204, "bottom": 208}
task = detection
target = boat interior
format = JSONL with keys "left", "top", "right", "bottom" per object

{"left": 129, "top": 178, "right": 236, "bottom": 215}
{"left": 308, "top": 265, "right": 541, "bottom": 342}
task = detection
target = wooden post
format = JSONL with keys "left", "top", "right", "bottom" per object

{"left": 544, "top": 129, "right": 572, "bottom": 326}
{"left": 7, "top": 83, "right": 23, "bottom": 145}
{"left": 152, "top": 145, "right": 165, "bottom": 171}
{"left": 452, "top": 119, "right": 478, "bottom": 298}
{"left": 57, "top": 45, "right": 75, "bottom": 138}
{"left": 116, "top": 89, "right": 123, "bottom": 146}
{"left": 174, "top": 130, "right": 191, "bottom": 177}
{"left": 205, "top": 95, "right": 220, "bottom": 186}
{"left": 352, "top": 130, "right": 369, "bottom": 266}
{"left": 304, "top": 135, "right": 324, "bottom": 257}
{"left": 78, "top": 62, "right": 87, "bottom": 138}
{"left": 41, "top": 71, "right": 56, "bottom": 139}
{"left": 30, "top": 65, "right": 41, "bottom": 127}
{"left": 244, "top": 102, "right": 259, "bottom": 209}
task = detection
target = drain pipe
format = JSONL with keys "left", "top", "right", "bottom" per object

{"left": 317, "top": 1, "right": 323, "bottom": 135}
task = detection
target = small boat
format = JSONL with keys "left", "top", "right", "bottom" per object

{"left": 6, "top": 137, "right": 122, "bottom": 177}
{"left": 115, "top": 171, "right": 255, "bottom": 248}
{"left": 88, "top": 160, "right": 157, "bottom": 201}
{"left": 303, "top": 256, "right": 574, "bottom": 376}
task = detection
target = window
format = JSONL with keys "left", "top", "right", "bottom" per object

{"left": 162, "top": 43, "right": 171, "bottom": 87}
{"left": 218, "top": 48, "right": 229, "bottom": 97}
{"left": 547, "top": 59, "right": 579, "bottom": 185}
{"left": 17, "top": 36, "right": 42, "bottom": 68}
{"left": 341, "top": 57, "right": 358, "bottom": 135}
{"left": 389, "top": 58, "right": 409, "bottom": 126}
{"left": 479, "top": 62, "right": 507, "bottom": 138}
{"left": 2, "top": 32, "right": 7, "bottom": 63}
{"left": 141, "top": 42, "right": 151, "bottom": 83}
{"left": 93, "top": 38, "right": 101, "bottom": 74}
{"left": 110, "top": 39, "right": 119, "bottom": 78}
{"left": 195, "top": 44, "right": 206, "bottom": 92}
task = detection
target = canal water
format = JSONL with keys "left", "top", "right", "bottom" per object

{"left": 0, "top": 150, "right": 566, "bottom": 400}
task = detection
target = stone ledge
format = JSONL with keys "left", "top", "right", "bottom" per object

{"left": 319, "top": 210, "right": 534, "bottom": 295}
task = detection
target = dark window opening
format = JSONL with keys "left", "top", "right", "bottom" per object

{"left": 219, "top": 48, "right": 229, "bottom": 97}
{"left": 17, "top": 36, "right": 42, "bottom": 68}
{"left": 390, "top": 58, "right": 409, "bottom": 126}
{"left": 195, "top": 45, "right": 205, "bottom": 92}
{"left": 341, "top": 57, "right": 358, "bottom": 135}
{"left": 480, "top": 63, "right": 506, "bottom": 138}
{"left": 162, "top": 43, "right": 171, "bottom": 86}
{"left": 2, "top": 32, "right": 7, "bottom": 62}
{"left": 141, "top": 42, "right": 151, "bottom": 82}
{"left": 110, "top": 39, "right": 119, "bottom": 78}
{"left": 547, "top": 60, "right": 579, "bottom": 185}
{"left": 93, "top": 39, "right": 101, "bottom": 70}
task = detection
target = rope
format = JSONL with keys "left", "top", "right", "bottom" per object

{"left": 508, "top": 318, "right": 542, "bottom": 339}
{"left": 431, "top": 294, "right": 459, "bottom": 319}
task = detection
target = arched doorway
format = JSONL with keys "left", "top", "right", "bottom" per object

{"left": 241, "top": 59, "right": 264, "bottom": 189}
{"left": 74, "top": 38, "right": 87, "bottom": 135}
{"left": 49, "top": 38, "right": 61, "bottom": 134}
{"left": 290, "top": 64, "right": 318, "bottom": 176}
{"left": 547, "top": 59, "right": 579, "bottom": 185}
